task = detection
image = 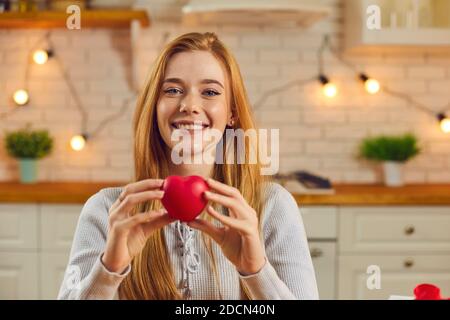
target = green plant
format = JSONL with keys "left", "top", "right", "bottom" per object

{"left": 4, "top": 124, "right": 53, "bottom": 159}
{"left": 359, "top": 133, "right": 420, "bottom": 162}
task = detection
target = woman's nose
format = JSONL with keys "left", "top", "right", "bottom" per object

{"left": 180, "top": 93, "right": 202, "bottom": 114}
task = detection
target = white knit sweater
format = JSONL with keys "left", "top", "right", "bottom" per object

{"left": 57, "top": 182, "right": 319, "bottom": 300}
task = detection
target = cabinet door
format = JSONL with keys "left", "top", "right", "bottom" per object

{"left": 309, "top": 241, "right": 336, "bottom": 300}
{"left": 0, "top": 204, "right": 38, "bottom": 250}
{"left": 40, "top": 204, "right": 82, "bottom": 251}
{"left": 40, "top": 252, "right": 71, "bottom": 300}
{"left": 339, "top": 206, "right": 450, "bottom": 253}
{"left": 301, "top": 206, "right": 337, "bottom": 239}
{"left": 0, "top": 252, "right": 39, "bottom": 299}
{"left": 338, "top": 255, "right": 450, "bottom": 300}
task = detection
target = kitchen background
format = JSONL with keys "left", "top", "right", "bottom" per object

{"left": 0, "top": 0, "right": 449, "bottom": 300}
{"left": 1, "top": 0, "right": 450, "bottom": 183}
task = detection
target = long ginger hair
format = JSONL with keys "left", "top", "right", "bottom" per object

{"left": 118, "top": 32, "right": 267, "bottom": 300}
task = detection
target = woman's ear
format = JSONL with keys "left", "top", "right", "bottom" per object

{"left": 227, "top": 110, "right": 236, "bottom": 127}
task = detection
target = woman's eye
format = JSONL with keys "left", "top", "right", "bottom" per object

{"left": 203, "top": 89, "right": 220, "bottom": 97}
{"left": 164, "top": 88, "right": 182, "bottom": 95}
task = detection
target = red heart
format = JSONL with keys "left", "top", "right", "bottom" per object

{"left": 161, "top": 175, "right": 209, "bottom": 222}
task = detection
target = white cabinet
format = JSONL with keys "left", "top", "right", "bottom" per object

{"left": 1, "top": 201, "right": 449, "bottom": 300}
{"left": 0, "top": 203, "right": 81, "bottom": 300}
{"left": 345, "top": 0, "right": 450, "bottom": 53}
{"left": 40, "top": 204, "right": 81, "bottom": 299}
{"left": 301, "top": 206, "right": 337, "bottom": 240}
{"left": 338, "top": 206, "right": 450, "bottom": 299}
{"left": 40, "top": 252, "right": 72, "bottom": 300}
{"left": 40, "top": 204, "right": 81, "bottom": 251}
{"left": 0, "top": 252, "right": 39, "bottom": 300}
{"left": 0, "top": 205, "right": 39, "bottom": 299}
{"left": 339, "top": 206, "right": 450, "bottom": 253}
{"left": 0, "top": 204, "right": 38, "bottom": 250}
{"left": 309, "top": 241, "right": 336, "bottom": 300}
{"left": 302, "top": 206, "right": 337, "bottom": 300}
{"left": 338, "top": 255, "right": 450, "bottom": 299}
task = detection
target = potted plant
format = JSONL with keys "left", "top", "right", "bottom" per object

{"left": 359, "top": 133, "right": 420, "bottom": 187}
{"left": 4, "top": 124, "right": 53, "bottom": 184}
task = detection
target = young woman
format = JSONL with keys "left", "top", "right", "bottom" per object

{"left": 58, "top": 32, "right": 318, "bottom": 300}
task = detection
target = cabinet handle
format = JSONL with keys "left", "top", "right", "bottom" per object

{"left": 404, "top": 225, "right": 415, "bottom": 235}
{"left": 310, "top": 248, "right": 323, "bottom": 258}
{"left": 404, "top": 258, "right": 414, "bottom": 268}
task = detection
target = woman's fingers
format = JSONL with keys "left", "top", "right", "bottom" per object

{"left": 114, "top": 211, "right": 152, "bottom": 232}
{"left": 204, "top": 190, "right": 244, "bottom": 217}
{"left": 187, "top": 218, "right": 224, "bottom": 244}
{"left": 141, "top": 210, "right": 176, "bottom": 236}
{"left": 118, "top": 179, "right": 164, "bottom": 201}
{"left": 117, "top": 209, "right": 174, "bottom": 234}
{"left": 109, "top": 197, "right": 122, "bottom": 212}
{"left": 116, "top": 190, "right": 164, "bottom": 214}
{"left": 205, "top": 205, "right": 249, "bottom": 234}
{"left": 206, "top": 178, "right": 242, "bottom": 200}
{"left": 110, "top": 179, "right": 165, "bottom": 221}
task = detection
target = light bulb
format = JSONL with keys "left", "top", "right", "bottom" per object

{"left": 70, "top": 135, "right": 87, "bottom": 151}
{"left": 440, "top": 118, "right": 450, "bottom": 133}
{"left": 13, "top": 89, "right": 29, "bottom": 106}
{"left": 322, "top": 82, "right": 338, "bottom": 98}
{"left": 364, "top": 78, "right": 380, "bottom": 94}
{"left": 33, "top": 49, "right": 49, "bottom": 65}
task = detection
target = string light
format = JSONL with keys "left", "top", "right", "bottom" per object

{"left": 32, "top": 49, "right": 53, "bottom": 65}
{"left": 359, "top": 73, "right": 380, "bottom": 94}
{"left": 13, "top": 89, "right": 29, "bottom": 106}
{"left": 437, "top": 113, "right": 450, "bottom": 133}
{"left": 254, "top": 35, "right": 449, "bottom": 134}
{"left": 70, "top": 134, "right": 88, "bottom": 151}
{"left": 318, "top": 75, "right": 338, "bottom": 98}
{"left": 3, "top": 32, "right": 449, "bottom": 144}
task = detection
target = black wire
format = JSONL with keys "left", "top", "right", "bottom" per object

{"left": 47, "top": 35, "right": 89, "bottom": 133}
{"left": 90, "top": 94, "right": 136, "bottom": 138}
{"left": 317, "top": 34, "right": 329, "bottom": 75}
{"left": 253, "top": 76, "right": 316, "bottom": 111}
{"left": 382, "top": 86, "right": 437, "bottom": 117}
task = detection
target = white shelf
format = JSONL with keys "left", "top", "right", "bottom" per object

{"left": 345, "top": 0, "right": 450, "bottom": 54}
{"left": 182, "top": 0, "right": 331, "bottom": 27}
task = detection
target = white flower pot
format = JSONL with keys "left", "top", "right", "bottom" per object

{"left": 382, "top": 161, "right": 404, "bottom": 187}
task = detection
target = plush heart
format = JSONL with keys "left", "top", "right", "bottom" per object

{"left": 161, "top": 175, "right": 209, "bottom": 222}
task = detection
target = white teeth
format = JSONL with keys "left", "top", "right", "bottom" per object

{"left": 174, "top": 123, "right": 207, "bottom": 130}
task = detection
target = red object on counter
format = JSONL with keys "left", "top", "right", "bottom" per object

{"left": 414, "top": 284, "right": 446, "bottom": 300}
{"left": 161, "top": 175, "right": 209, "bottom": 222}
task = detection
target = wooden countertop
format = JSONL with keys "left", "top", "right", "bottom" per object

{"left": 0, "top": 181, "right": 450, "bottom": 205}
{"left": 0, "top": 181, "right": 124, "bottom": 204}
{"left": 292, "top": 184, "right": 450, "bottom": 205}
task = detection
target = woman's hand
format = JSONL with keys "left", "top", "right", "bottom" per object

{"left": 187, "top": 178, "right": 266, "bottom": 275}
{"left": 102, "top": 179, "right": 176, "bottom": 274}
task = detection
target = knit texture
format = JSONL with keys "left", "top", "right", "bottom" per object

{"left": 57, "top": 182, "right": 319, "bottom": 300}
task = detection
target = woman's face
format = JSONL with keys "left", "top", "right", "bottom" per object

{"left": 156, "top": 50, "right": 231, "bottom": 157}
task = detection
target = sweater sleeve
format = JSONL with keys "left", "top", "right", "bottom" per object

{"left": 239, "top": 183, "right": 319, "bottom": 300}
{"left": 57, "top": 190, "right": 130, "bottom": 300}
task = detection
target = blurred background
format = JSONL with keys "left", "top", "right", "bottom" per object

{"left": 0, "top": 0, "right": 449, "bottom": 300}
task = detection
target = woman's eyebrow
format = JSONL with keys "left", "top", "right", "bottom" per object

{"left": 200, "top": 79, "right": 224, "bottom": 89}
{"left": 162, "top": 77, "right": 224, "bottom": 89}
{"left": 162, "top": 78, "right": 184, "bottom": 85}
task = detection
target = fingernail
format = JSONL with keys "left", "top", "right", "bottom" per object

{"left": 204, "top": 191, "right": 210, "bottom": 196}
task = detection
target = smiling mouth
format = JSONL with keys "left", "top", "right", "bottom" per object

{"left": 171, "top": 121, "right": 210, "bottom": 130}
